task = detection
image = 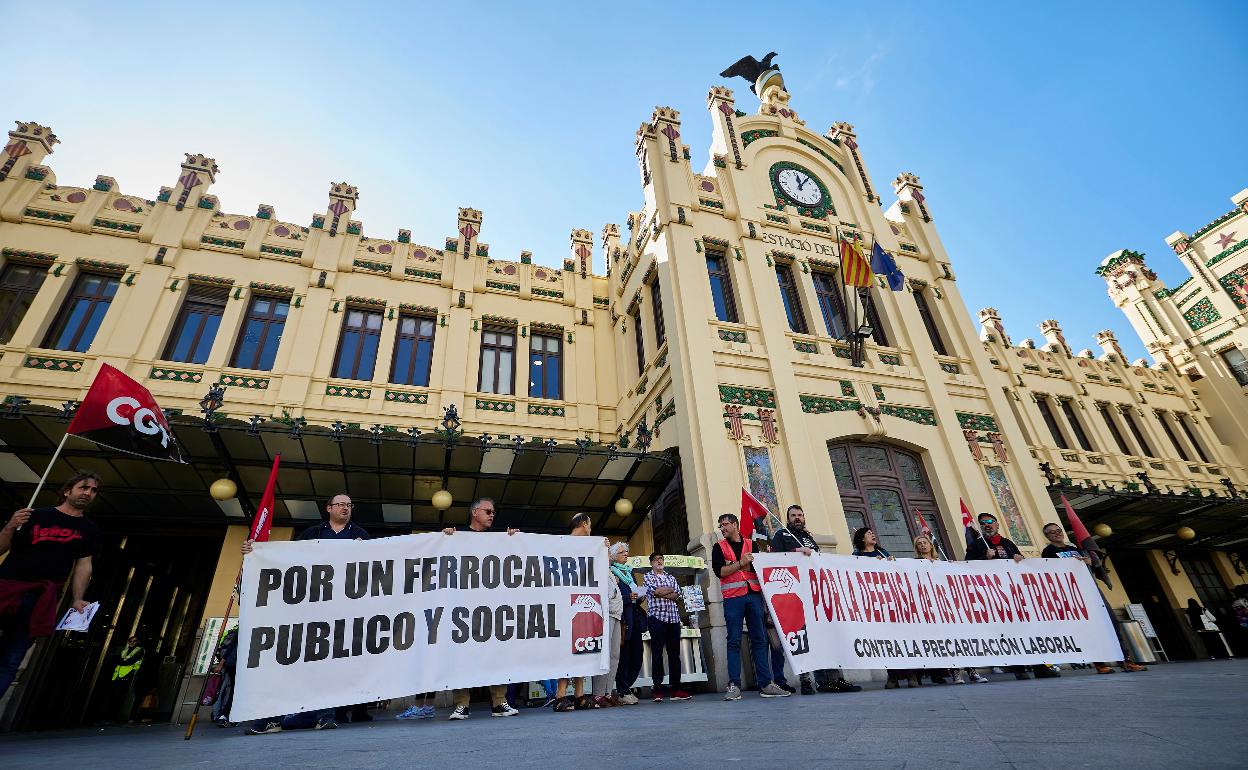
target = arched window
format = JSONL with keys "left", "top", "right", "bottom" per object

{"left": 827, "top": 441, "right": 945, "bottom": 558}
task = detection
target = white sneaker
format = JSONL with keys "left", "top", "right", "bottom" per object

{"left": 952, "top": 675, "right": 966, "bottom": 685}
{"left": 448, "top": 705, "right": 470, "bottom": 720}
{"left": 618, "top": 693, "right": 639, "bottom": 705}
{"left": 759, "top": 682, "right": 791, "bottom": 698}
{"left": 970, "top": 673, "right": 989, "bottom": 683}
{"left": 724, "top": 683, "right": 742, "bottom": 701}
{"left": 491, "top": 703, "right": 519, "bottom": 718}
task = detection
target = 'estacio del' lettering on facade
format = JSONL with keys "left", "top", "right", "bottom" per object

{"left": 761, "top": 230, "right": 838, "bottom": 256}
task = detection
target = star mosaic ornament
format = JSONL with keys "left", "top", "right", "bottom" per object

{"left": 1215, "top": 231, "right": 1236, "bottom": 250}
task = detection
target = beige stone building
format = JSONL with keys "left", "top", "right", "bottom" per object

{"left": 0, "top": 65, "right": 1245, "bottom": 729}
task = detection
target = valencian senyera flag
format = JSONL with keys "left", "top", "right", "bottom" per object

{"left": 66, "top": 363, "right": 185, "bottom": 463}
{"left": 839, "top": 238, "right": 874, "bottom": 287}
{"left": 870, "top": 241, "right": 906, "bottom": 291}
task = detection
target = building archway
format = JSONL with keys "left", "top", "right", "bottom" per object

{"left": 827, "top": 441, "right": 947, "bottom": 558}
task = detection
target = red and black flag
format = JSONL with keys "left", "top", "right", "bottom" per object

{"left": 66, "top": 363, "right": 184, "bottom": 463}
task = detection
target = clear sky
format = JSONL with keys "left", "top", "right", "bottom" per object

{"left": 5, "top": 1, "right": 1245, "bottom": 360}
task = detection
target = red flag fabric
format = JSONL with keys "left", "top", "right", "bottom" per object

{"left": 66, "top": 363, "right": 183, "bottom": 463}
{"left": 1059, "top": 494, "right": 1094, "bottom": 549}
{"left": 740, "top": 488, "right": 769, "bottom": 540}
{"left": 960, "top": 499, "right": 973, "bottom": 530}
{"left": 913, "top": 509, "right": 931, "bottom": 536}
{"left": 249, "top": 454, "right": 281, "bottom": 543}
{"left": 839, "top": 238, "right": 874, "bottom": 288}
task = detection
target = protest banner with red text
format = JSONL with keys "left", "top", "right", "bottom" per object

{"left": 754, "top": 552, "right": 1120, "bottom": 672}
{"left": 230, "top": 532, "right": 608, "bottom": 722}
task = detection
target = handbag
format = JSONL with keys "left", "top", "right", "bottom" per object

{"left": 200, "top": 672, "right": 224, "bottom": 706}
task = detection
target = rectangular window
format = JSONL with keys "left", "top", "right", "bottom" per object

{"left": 331, "top": 307, "right": 383, "bottom": 381}
{"left": 812, "top": 270, "right": 848, "bottom": 339}
{"left": 0, "top": 262, "right": 48, "bottom": 344}
{"left": 478, "top": 326, "right": 516, "bottom": 395}
{"left": 649, "top": 280, "right": 666, "bottom": 349}
{"left": 631, "top": 307, "right": 645, "bottom": 376}
{"left": 1060, "top": 399, "right": 1094, "bottom": 452}
{"left": 1035, "top": 397, "right": 1069, "bottom": 449}
{"left": 230, "top": 294, "right": 289, "bottom": 371}
{"left": 1175, "top": 413, "right": 1210, "bottom": 463}
{"left": 1097, "top": 404, "right": 1131, "bottom": 454}
{"left": 706, "top": 253, "right": 738, "bottom": 323}
{"left": 913, "top": 290, "right": 948, "bottom": 356}
{"left": 44, "top": 272, "right": 119, "bottom": 352}
{"left": 1120, "top": 408, "right": 1155, "bottom": 457}
{"left": 162, "top": 284, "right": 228, "bottom": 364}
{"left": 775, "top": 263, "right": 808, "bottom": 334}
{"left": 1222, "top": 348, "right": 1248, "bottom": 386}
{"left": 528, "top": 332, "right": 562, "bottom": 400}
{"left": 1155, "top": 411, "right": 1190, "bottom": 462}
{"left": 864, "top": 292, "right": 889, "bottom": 346}
{"left": 391, "top": 315, "right": 437, "bottom": 387}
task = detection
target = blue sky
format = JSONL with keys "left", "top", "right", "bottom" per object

{"left": 5, "top": 1, "right": 1245, "bottom": 360}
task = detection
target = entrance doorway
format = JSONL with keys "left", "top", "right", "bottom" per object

{"left": 11, "top": 525, "right": 223, "bottom": 730}
{"left": 827, "top": 442, "right": 947, "bottom": 558}
{"left": 1111, "top": 550, "right": 1196, "bottom": 661}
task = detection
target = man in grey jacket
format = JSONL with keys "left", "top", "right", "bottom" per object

{"left": 592, "top": 542, "right": 624, "bottom": 706}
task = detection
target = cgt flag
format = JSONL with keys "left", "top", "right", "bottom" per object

{"left": 249, "top": 454, "right": 282, "bottom": 543}
{"left": 740, "top": 487, "right": 770, "bottom": 540}
{"left": 67, "top": 364, "right": 184, "bottom": 463}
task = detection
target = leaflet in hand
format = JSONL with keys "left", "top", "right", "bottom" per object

{"left": 56, "top": 602, "right": 100, "bottom": 633}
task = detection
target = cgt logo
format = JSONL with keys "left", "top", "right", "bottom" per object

{"left": 570, "top": 593, "right": 604, "bottom": 654}
{"left": 763, "top": 566, "right": 809, "bottom": 656}
{"left": 106, "top": 396, "right": 173, "bottom": 447}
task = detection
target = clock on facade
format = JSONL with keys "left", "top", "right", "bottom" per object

{"left": 768, "top": 161, "right": 834, "bottom": 218}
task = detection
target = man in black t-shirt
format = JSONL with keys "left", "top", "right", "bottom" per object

{"left": 0, "top": 471, "right": 102, "bottom": 698}
{"left": 769, "top": 505, "right": 861, "bottom": 695}
{"left": 964, "top": 512, "right": 1024, "bottom": 562}
{"left": 1041, "top": 522, "right": 1147, "bottom": 674}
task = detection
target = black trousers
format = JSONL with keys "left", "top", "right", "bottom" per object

{"left": 647, "top": 619, "right": 682, "bottom": 694}
{"left": 616, "top": 627, "right": 645, "bottom": 693}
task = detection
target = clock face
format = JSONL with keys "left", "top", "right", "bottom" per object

{"left": 775, "top": 167, "right": 824, "bottom": 207}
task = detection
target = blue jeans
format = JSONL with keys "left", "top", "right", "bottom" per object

{"left": 0, "top": 591, "right": 38, "bottom": 699}
{"left": 723, "top": 591, "right": 772, "bottom": 689}
{"left": 767, "top": 628, "right": 789, "bottom": 686}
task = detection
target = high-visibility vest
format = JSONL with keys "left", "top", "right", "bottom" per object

{"left": 718, "top": 538, "right": 760, "bottom": 599}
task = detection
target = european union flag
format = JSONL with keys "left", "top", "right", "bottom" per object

{"left": 870, "top": 242, "right": 905, "bottom": 291}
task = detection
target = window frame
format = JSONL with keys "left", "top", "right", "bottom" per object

{"left": 330, "top": 305, "right": 384, "bottom": 382}
{"left": 1155, "top": 410, "right": 1190, "bottom": 462}
{"left": 705, "top": 251, "right": 739, "bottom": 323}
{"left": 0, "top": 261, "right": 49, "bottom": 345}
{"left": 1035, "top": 396, "right": 1070, "bottom": 450}
{"left": 43, "top": 271, "right": 120, "bottom": 353}
{"left": 477, "top": 324, "right": 517, "bottom": 395}
{"left": 1221, "top": 348, "right": 1248, "bottom": 386}
{"left": 528, "top": 331, "right": 563, "bottom": 400}
{"left": 390, "top": 313, "right": 437, "bottom": 387}
{"left": 161, "top": 283, "right": 229, "bottom": 364}
{"left": 1097, "top": 403, "right": 1131, "bottom": 454}
{"left": 229, "top": 293, "right": 291, "bottom": 371}
{"left": 1120, "top": 408, "right": 1155, "bottom": 458}
{"left": 649, "top": 279, "right": 666, "bottom": 349}
{"left": 912, "top": 288, "right": 948, "bottom": 356}
{"left": 630, "top": 306, "right": 645, "bottom": 377}
{"left": 1175, "top": 413, "right": 1210, "bottom": 464}
{"left": 1059, "top": 398, "right": 1095, "bottom": 452}
{"left": 812, "top": 269, "right": 849, "bottom": 339}
{"left": 774, "top": 262, "right": 809, "bottom": 334}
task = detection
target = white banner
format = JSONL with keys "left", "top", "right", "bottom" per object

{"left": 753, "top": 553, "right": 1121, "bottom": 672}
{"left": 231, "top": 532, "right": 608, "bottom": 721}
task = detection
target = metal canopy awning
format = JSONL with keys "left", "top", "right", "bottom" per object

{"left": 0, "top": 404, "right": 678, "bottom": 536}
{"left": 1051, "top": 485, "right": 1248, "bottom": 552}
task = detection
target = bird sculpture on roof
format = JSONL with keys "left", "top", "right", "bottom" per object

{"left": 719, "top": 52, "right": 779, "bottom": 93}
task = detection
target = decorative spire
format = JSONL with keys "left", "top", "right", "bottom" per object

{"left": 828, "top": 123, "right": 876, "bottom": 203}
{"left": 1094, "top": 330, "right": 1125, "bottom": 362}
{"left": 1038, "top": 319, "right": 1071, "bottom": 357}
{"left": 977, "top": 307, "right": 1012, "bottom": 346}
{"left": 456, "top": 207, "right": 482, "bottom": 258}
{"left": 892, "top": 172, "right": 928, "bottom": 222}
{"left": 706, "top": 86, "right": 743, "bottom": 169}
{"left": 570, "top": 229, "right": 593, "bottom": 278}
{"left": 326, "top": 182, "right": 358, "bottom": 237}
{"left": 649, "top": 107, "right": 682, "bottom": 164}
{"left": 1, "top": 121, "right": 58, "bottom": 181}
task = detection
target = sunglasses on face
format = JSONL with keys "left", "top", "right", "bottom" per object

{"left": 979, "top": 518, "right": 997, "bottom": 525}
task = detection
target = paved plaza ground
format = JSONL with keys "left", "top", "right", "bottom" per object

{"left": 3, "top": 660, "right": 1244, "bottom": 769}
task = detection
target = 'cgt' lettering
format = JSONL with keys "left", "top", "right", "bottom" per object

{"left": 106, "top": 396, "right": 172, "bottom": 447}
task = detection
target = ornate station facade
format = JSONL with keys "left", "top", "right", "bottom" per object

{"left": 0, "top": 65, "right": 1245, "bottom": 728}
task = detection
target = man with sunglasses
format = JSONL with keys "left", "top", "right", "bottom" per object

{"left": 965, "top": 512, "right": 1041, "bottom": 679}
{"left": 241, "top": 493, "right": 369, "bottom": 734}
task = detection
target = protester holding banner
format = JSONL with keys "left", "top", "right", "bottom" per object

{"left": 965, "top": 512, "right": 1050, "bottom": 680}
{"left": 1040, "top": 523, "right": 1147, "bottom": 675}
{"left": 0, "top": 471, "right": 102, "bottom": 698}
{"left": 242, "top": 493, "right": 369, "bottom": 734}
{"left": 609, "top": 542, "right": 644, "bottom": 705}
{"left": 851, "top": 527, "right": 894, "bottom": 560}
{"left": 553, "top": 513, "right": 603, "bottom": 712}
{"left": 436, "top": 497, "right": 522, "bottom": 719}
{"left": 590, "top": 540, "right": 624, "bottom": 708}
{"left": 769, "top": 505, "right": 860, "bottom": 695}
{"left": 713, "top": 514, "right": 790, "bottom": 701}
{"left": 911, "top": 534, "right": 986, "bottom": 685}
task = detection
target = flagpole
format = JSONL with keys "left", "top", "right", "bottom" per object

{"left": 184, "top": 565, "right": 244, "bottom": 740}
{"left": 20, "top": 432, "right": 69, "bottom": 526}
